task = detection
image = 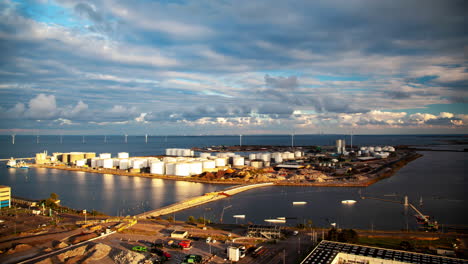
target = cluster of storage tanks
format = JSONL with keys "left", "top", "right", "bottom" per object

{"left": 50, "top": 149, "right": 304, "bottom": 177}
{"left": 358, "top": 146, "right": 395, "bottom": 158}
{"left": 165, "top": 148, "right": 194, "bottom": 157}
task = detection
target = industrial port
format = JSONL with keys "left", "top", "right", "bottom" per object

{"left": 24, "top": 139, "right": 416, "bottom": 187}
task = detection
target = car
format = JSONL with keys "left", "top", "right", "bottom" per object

{"left": 131, "top": 246, "right": 147, "bottom": 252}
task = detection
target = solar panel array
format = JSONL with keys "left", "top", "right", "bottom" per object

{"left": 301, "top": 240, "right": 468, "bottom": 264}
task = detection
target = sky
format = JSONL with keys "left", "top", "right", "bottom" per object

{"left": 0, "top": 0, "right": 467, "bottom": 135}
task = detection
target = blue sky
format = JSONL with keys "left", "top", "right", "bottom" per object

{"left": 0, "top": 0, "right": 467, "bottom": 135}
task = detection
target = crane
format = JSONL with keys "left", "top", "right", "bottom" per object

{"left": 220, "top": 205, "right": 232, "bottom": 223}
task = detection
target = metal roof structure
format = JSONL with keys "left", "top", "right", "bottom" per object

{"left": 301, "top": 240, "right": 468, "bottom": 264}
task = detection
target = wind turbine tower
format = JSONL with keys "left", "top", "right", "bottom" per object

{"left": 12, "top": 134, "right": 15, "bottom": 145}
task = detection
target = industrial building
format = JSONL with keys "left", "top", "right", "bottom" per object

{"left": 0, "top": 185, "right": 11, "bottom": 208}
{"left": 301, "top": 240, "right": 467, "bottom": 264}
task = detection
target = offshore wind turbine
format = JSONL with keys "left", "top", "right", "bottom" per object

{"left": 11, "top": 134, "right": 15, "bottom": 145}
{"left": 124, "top": 134, "right": 128, "bottom": 144}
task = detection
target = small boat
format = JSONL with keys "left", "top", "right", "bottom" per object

{"left": 233, "top": 215, "right": 246, "bottom": 219}
{"left": 264, "top": 219, "right": 286, "bottom": 224}
{"left": 341, "top": 200, "right": 357, "bottom": 204}
{"left": 6, "top": 158, "right": 16, "bottom": 168}
{"left": 276, "top": 217, "right": 286, "bottom": 220}
{"left": 292, "top": 201, "right": 307, "bottom": 205}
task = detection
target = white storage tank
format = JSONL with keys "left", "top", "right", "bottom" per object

{"left": 273, "top": 155, "right": 283, "bottom": 163}
{"left": 202, "top": 160, "right": 216, "bottom": 169}
{"left": 375, "top": 146, "right": 382, "bottom": 152}
{"left": 150, "top": 162, "right": 165, "bottom": 174}
{"left": 249, "top": 153, "right": 256, "bottom": 160}
{"left": 163, "top": 157, "right": 176, "bottom": 163}
{"left": 215, "top": 158, "right": 227, "bottom": 167}
{"left": 113, "top": 159, "right": 120, "bottom": 167}
{"left": 282, "top": 152, "right": 290, "bottom": 160}
{"left": 189, "top": 162, "right": 203, "bottom": 175}
{"left": 97, "top": 159, "right": 104, "bottom": 167}
{"left": 119, "top": 159, "right": 129, "bottom": 170}
{"left": 251, "top": 160, "right": 263, "bottom": 168}
{"left": 175, "top": 163, "right": 190, "bottom": 176}
{"left": 233, "top": 157, "right": 245, "bottom": 167}
{"left": 103, "top": 159, "right": 113, "bottom": 169}
{"left": 91, "top": 159, "right": 97, "bottom": 168}
{"left": 264, "top": 161, "right": 271, "bottom": 167}
{"left": 287, "top": 152, "right": 295, "bottom": 160}
{"left": 118, "top": 152, "right": 129, "bottom": 159}
{"left": 76, "top": 159, "right": 86, "bottom": 167}
{"left": 261, "top": 153, "right": 271, "bottom": 162}
{"left": 388, "top": 147, "right": 395, "bottom": 152}
{"left": 100, "top": 153, "right": 111, "bottom": 159}
{"left": 165, "top": 163, "right": 176, "bottom": 175}
{"left": 294, "top": 151, "right": 302, "bottom": 158}
{"left": 200, "top": 153, "right": 211, "bottom": 159}
{"left": 132, "top": 159, "right": 144, "bottom": 169}
{"left": 183, "top": 149, "right": 192, "bottom": 157}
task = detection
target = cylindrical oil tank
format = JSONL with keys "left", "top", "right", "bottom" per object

{"left": 368, "top": 147, "right": 375, "bottom": 152}
{"left": 388, "top": 147, "right": 395, "bottom": 152}
{"left": 100, "top": 153, "right": 111, "bottom": 159}
{"left": 103, "top": 159, "right": 113, "bottom": 168}
{"left": 69, "top": 152, "right": 84, "bottom": 164}
{"left": 202, "top": 160, "right": 216, "bottom": 169}
{"left": 264, "top": 161, "right": 271, "bottom": 167}
{"left": 251, "top": 160, "right": 263, "bottom": 168}
{"left": 249, "top": 153, "right": 256, "bottom": 160}
{"left": 282, "top": 152, "right": 290, "bottom": 160}
{"left": 216, "top": 153, "right": 227, "bottom": 158}
{"left": 118, "top": 152, "right": 129, "bottom": 159}
{"left": 163, "top": 157, "right": 176, "bottom": 163}
{"left": 175, "top": 163, "right": 190, "bottom": 176}
{"left": 357, "top": 151, "right": 362, "bottom": 156}
{"left": 76, "top": 159, "right": 86, "bottom": 167}
{"left": 200, "top": 153, "right": 211, "bottom": 159}
{"left": 375, "top": 146, "right": 382, "bottom": 152}
{"left": 294, "top": 151, "right": 302, "bottom": 158}
{"left": 119, "top": 159, "right": 129, "bottom": 170}
{"left": 97, "top": 159, "right": 104, "bottom": 167}
{"left": 273, "top": 155, "right": 283, "bottom": 163}
{"left": 61, "top": 153, "right": 69, "bottom": 163}
{"left": 84, "top": 152, "right": 96, "bottom": 159}
{"left": 182, "top": 149, "right": 190, "bottom": 157}
{"left": 233, "top": 157, "right": 244, "bottom": 167}
{"left": 142, "top": 159, "right": 148, "bottom": 168}
{"left": 165, "top": 148, "right": 172, "bottom": 156}
{"left": 287, "top": 152, "right": 295, "bottom": 160}
{"left": 91, "top": 158, "right": 97, "bottom": 168}
{"left": 260, "top": 153, "right": 271, "bottom": 162}
{"left": 189, "top": 162, "right": 203, "bottom": 175}
{"left": 113, "top": 159, "right": 120, "bottom": 167}
{"left": 244, "top": 160, "right": 251, "bottom": 166}
{"left": 165, "top": 163, "right": 176, "bottom": 175}
{"left": 150, "top": 162, "right": 165, "bottom": 174}
{"left": 132, "top": 159, "right": 144, "bottom": 169}
{"left": 215, "top": 158, "right": 227, "bottom": 167}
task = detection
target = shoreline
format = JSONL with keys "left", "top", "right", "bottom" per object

{"left": 31, "top": 152, "right": 422, "bottom": 188}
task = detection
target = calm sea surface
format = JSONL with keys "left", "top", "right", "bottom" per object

{"left": 0, "top": 135, "right": 466, "bottom": 230}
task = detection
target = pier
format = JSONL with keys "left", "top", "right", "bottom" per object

{"left": 136, "top": 182, "right": 273, "bottom": 219}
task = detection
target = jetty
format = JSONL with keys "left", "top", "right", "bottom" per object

{"left": 136, "top": 182, "right": 273, "bottom": 219}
